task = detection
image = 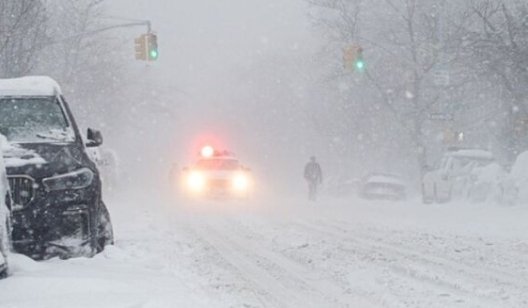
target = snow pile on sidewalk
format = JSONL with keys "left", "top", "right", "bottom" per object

{"left": 469, "top": 163, "right": 507, "bottom": 204}
{"left": 475, "top": 150, "right": 528, "bottom": 206}
{"left": 507, "top": 151, "right": 528, "bottom": 205}
{"left": 453, "top": 150, "right": 528, "bottom": 206}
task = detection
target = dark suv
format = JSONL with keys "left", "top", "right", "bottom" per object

{"left": 0, "top": 76, "right": 113, "bottom": 260}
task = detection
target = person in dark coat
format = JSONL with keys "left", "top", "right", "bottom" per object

{"left": 304, "top": 156, "right": 323, "bottom": 201}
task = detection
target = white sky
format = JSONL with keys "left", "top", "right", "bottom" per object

{"left": 105, "top": 0, "right": 319, "bottom": 191}
{"left": 107, "top": 0, "right": 314, "bottom": 92}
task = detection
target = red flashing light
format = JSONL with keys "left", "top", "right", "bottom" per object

{"left": 201, "top": 146, "right": 215, "bottom": 158}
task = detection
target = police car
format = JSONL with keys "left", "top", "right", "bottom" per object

{"left": 181, "top": 146, "right": 253, "bottom": 199}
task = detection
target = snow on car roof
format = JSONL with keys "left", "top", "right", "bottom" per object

{"left": 0, "top": 76, "right": 62, "bottom": 97}
{"left": 448, "top": 149, "right": 494, "bottom": 160}
{"left": 366, "top": 174, "right": 405, "bottom": 186}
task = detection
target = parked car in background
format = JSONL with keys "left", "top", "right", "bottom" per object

{"left": 359, "top": 173, "right": 407, "bottom": 201}
{"left": 422, "top": 148, "right": 495, "bottom": 203}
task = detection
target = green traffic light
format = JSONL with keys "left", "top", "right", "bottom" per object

{"left": 355, "top": 60, "right": 365, "bottom": 70}
{"left": 149, "top": 50, "right": 159, "bottom": 60}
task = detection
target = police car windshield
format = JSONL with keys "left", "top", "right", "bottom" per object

{"left": 196, "top": 159, "right": 239, "bottom": 170}
{"left": 0, "top": 97, "right": 73, "bottom": 143}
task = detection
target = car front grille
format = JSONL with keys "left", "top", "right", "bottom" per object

{"left": 209, "top": 179, "right": 230, "bottom": 188}
{"left": 8, "top": 176, "right": 35, "bottom": 210}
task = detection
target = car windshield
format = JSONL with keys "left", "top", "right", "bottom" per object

{"left": 364, "top": 183, "right": 405, "bottom": 194}
{"left": 0, "top": 97, "right": 74, "bottom": 143}
{"left": 196, "top": 159, "right": 240, "bottom": 170}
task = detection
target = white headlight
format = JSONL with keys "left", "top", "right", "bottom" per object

{"left": 187, "top": 171, "right": 206, "bottom": 192}
{"left": 232, "top": 173, "right": 249, "bottom": 191}
{"left": 43, "top": 168, "right": 94, "bottom": 191}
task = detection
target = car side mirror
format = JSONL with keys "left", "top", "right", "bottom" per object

{"left": 86, "top": 128, "right": 103, "bottom": 148}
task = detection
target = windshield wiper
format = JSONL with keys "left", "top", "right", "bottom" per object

{"left": 36, "top": 132, "right": 69, "bottom": 142}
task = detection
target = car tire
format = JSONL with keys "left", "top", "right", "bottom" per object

{"left": 96, "top": 202, "right": 114, "bottom": 253}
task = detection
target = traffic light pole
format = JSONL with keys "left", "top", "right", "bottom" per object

{"left": 51, "top": 20, "right": 153, "bottom": 45}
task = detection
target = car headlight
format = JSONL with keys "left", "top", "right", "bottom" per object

{"left": 232, "top": 173, "right": 250, "bottom": 191}
{"left": 187, "top": 171, "right": 206, "bottom": 192}
{"left": 43, "top": 168, "right": 94, "bottom": 191}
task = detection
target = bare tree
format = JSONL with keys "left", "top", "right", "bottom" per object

{"left": 307, "top": 0, "right": 476, "bottom": 175}
{"left": 0, "top": 0, "right": 48, "bottom": 77}
{"left": 463, "top": 0, "right": 528, "bottom": 157}
{"left": 39, "top": 0, "right": 126, "bottom": 128}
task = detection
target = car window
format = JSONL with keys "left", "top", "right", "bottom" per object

{"left": 0, "top": 97, "right": 74, "bottom": 143}
{"left": 196, "top": 159, "right": 240, "bottom": 170}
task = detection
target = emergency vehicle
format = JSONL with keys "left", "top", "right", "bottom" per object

{"left": 180, "top": 146, "right": 253, "bottom": 199}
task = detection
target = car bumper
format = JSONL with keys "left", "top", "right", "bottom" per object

{"left": 11, "top": 188, "right": 99, "bottom": 259}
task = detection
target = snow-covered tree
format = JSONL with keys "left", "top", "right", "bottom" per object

{"left": 462, "top": 0, "right": 528, "bottom": 159}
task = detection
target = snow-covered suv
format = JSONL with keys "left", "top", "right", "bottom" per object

{"left": 0, "top": 76, "right": 113, "bottom": 259}
{"left": 422, "top": 149, "right": 495, "bottom": 203}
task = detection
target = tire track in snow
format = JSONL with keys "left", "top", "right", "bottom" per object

{"left": 294, "top": 221, "right": 520, "bottom": 308}
{"left": 222, "top": 217, "right": 466, "bottom": 308}
{"left": 320, "top": 220, "right": 528, "bottom": 290}
{"left": 208, "top": 218, "right": 382, "bottom": 308}
{"left": 190, "top": 221, "right": 307, "bottom": 308}
{"left": 327, "top": 219, "right": 527, "bottom": 283}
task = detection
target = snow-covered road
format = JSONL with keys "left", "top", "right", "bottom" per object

{"left": 1, "top": 190, "right": 527, "bottom": 308}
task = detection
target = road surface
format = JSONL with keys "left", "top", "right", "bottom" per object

{"left": 0, "top": 190, "right": 527, "bottom": 308}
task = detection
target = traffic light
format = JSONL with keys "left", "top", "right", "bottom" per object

{"left": 147, "top": 33, "right": 158, "bottom": 61}
{"left": 343, "top": 45, "right": 364, "bottom": 72}
{"left": 135, "top": 33, "right": 159, "bottom": 61}
{"left": 355, "top": 51, "right": 365, "bottom": 71}
{"left": 135, "top": 34, "right": 147, "bottom": 61}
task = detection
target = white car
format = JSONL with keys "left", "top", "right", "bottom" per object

{"left": 359, "top": 173, "right": 407, "bottom": 201}
{"left": 422, "top": 149, "right": 495, "bottom": 203}
{"left": 0, "top": 136, "right": 12, "bottom": 278}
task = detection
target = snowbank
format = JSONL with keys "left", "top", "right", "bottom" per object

{"left": 462, "top": 151, "right": 528, "bottom": 206}
{"left": 0, "top": 76, "right": 62, "bottom": 97}
{"left": 468, "top": 163, "right": 507, "bottom": 203}
{"left": 508, "top": 151, "right": 528, "bottom": 205}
